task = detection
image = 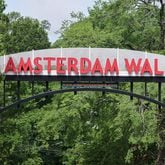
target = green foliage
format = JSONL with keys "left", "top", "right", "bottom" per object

{"left": 0, "top": 88, "right": 160, "bottom": 164}
{"left": 6, "top": 13, "right": 50, "bottom": 54}
{"left": 53, "top": 20, "right": 108, "bottom": 48}
{"left": 0, "top": 0, "right": 165, "bottom": 164}
{"left": 1, "top": 10, "right": 51, "bottom": 55}
{"left": 53, "top": 0, "right": 164, "bottom": 51}
{"left": 0, "top": 0, "right": 5, "bottom": 13}
{"left": 0, "top": 0, "right": 8, "bottom": 55}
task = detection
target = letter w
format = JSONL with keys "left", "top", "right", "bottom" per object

{"left": 125, "top": 58, "right": 142, "bottom": 74}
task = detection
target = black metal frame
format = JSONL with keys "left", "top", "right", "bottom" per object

{"left": 1, "top": 87, "right": 164, "bottom": 112}
{"left": 4, "top": 75, "right": 165, "bottom": 82}
{"left": 1, "top": 75, "right": 164, "bottom": 112}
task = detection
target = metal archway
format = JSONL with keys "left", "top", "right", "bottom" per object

{"left": 1, "top": 87, "right": 165, "bottom": 113}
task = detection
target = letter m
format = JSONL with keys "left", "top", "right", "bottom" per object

{"left": 18, "top": 57, "right": 33, "bottom": 73}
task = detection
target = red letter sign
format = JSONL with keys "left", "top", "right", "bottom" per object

{"left": 154, "top": 59, "right": 164, "bottom": 76}
{"left": 80, "top": 58, "right": 91, "bottom": 74}
{"left": 125, "top": 58, "right": 142, "bottom": 74}
{"left": 57, "top": 58, "right": 66, "bottom": 74}
{"left": 44, "top": 57, "right": 55, "bottom": 74}
{"left": 18, "top": 57, "right": 33, "bottom": 73}
{"left": 5, "top": 57, "right": 17, "bottom": 73}
{"left": 104, "top": 58, "right": 119, "bottom": 75}
{"left": 34, "top": 57, "right": 43, "bottom": 74}
{"left": 68, "top": 58, "right": 78, "bottom": 74}
{"left": 92, "top": 58, "right": 103, "bottom": 75}
{"left": 141, "top": 59, "right": 153, "bottom": 75}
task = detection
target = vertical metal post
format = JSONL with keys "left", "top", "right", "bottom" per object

{"left": 102, "top": 89, "right": 105, "bottom": 96}
{"left": 145, "top": 82, "right": 147, "bottom": 96}
{"left": 130, "top": 82, "right": 133, "bottom": 100}
{"left": 17, "top": 80, "right": 20, "bottom": 108}
{"left": 45, "top": 81, "right": 49, "bottom": 100}
{"left": 61, "top": 81, "right": 63, "bottom": 90}
{"left": 17, "top": 81, "right": 20, "bottom": 101}
{"left": 158, "top": 82, "right": 161, "bottom": 110}
{"left": 3, "top": 80, "right": 5, "bottom": 107}
{"left": 117, "top": 82, "right": 119, "bottom": 89}
{"left": 74, "top": 81, "right": 77, "bottom": 95}
{"left": 102, "top": 81, "right": 105, "bottom": 96}
{"left": 32, "top": 81, "right": 34, "bottom": 95}
{"left": 46, "top": 81, "right": 49, "bottom": 91}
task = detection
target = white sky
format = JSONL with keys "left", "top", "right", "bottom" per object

{"left": 5, "top": 0, "right": 96, "bottom": 43}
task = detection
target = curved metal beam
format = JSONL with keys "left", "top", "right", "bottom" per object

{"left": 1, "top": 88, "right": 165, "bottom": 112}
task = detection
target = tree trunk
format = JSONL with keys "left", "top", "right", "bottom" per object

{"left": 159, "top": 0, "right": 165, "bottom": 50}
{"left": 156, "top": 2, "right": 165, "bottom": 163}
{"left": 156, "top": 109, "right": 165, "bottom": 165}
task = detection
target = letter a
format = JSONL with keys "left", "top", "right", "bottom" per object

{"left": 91, "top": 58, "right": 103, "bottom": 75}
{"left": 5, "top": 57, "right": 17, "bottom": 73}
{"left": 141, "top": 59, "right": 153, "bottom": 75}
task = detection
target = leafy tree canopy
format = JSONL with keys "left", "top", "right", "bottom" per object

{"left": 53, "top": 0, "right": 165, "bottom": 51}
{"left": 0, "top": 0, "right": 8, "bottom": 55}
{"left": 5, "top": 12, "right": 50, "bottom": 54}
{"left": 0, "top": 0, "right": 165, "bottom": 164}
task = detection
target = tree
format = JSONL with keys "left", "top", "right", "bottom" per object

{"left": 0, "top": 12, "right": 51, "bottom": 113}
{"left": 0, "top": 0, "right": 8, "bottom": 55}
{"left": 1, "top": 0, "right": 165, "bottom": 164}
{"left": 159, "top": 0, "right": 165, "bottom": 49}
{"left": 54, "top": 0, "right": 164, "bottom": 51}
{"left": 53, "top": 19, "right": 108, "bottom": 48}
{"left": 0, "top": 0, "right": 7, "bottom": 109}
{"left": 41, "top": 20, "right": 51, "bottom": 31}
{"left": 6, "top": 13, "right": 50, "bottom": 54}
{"left": 88, "top": 0, "right": 162, "bottom": 51}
